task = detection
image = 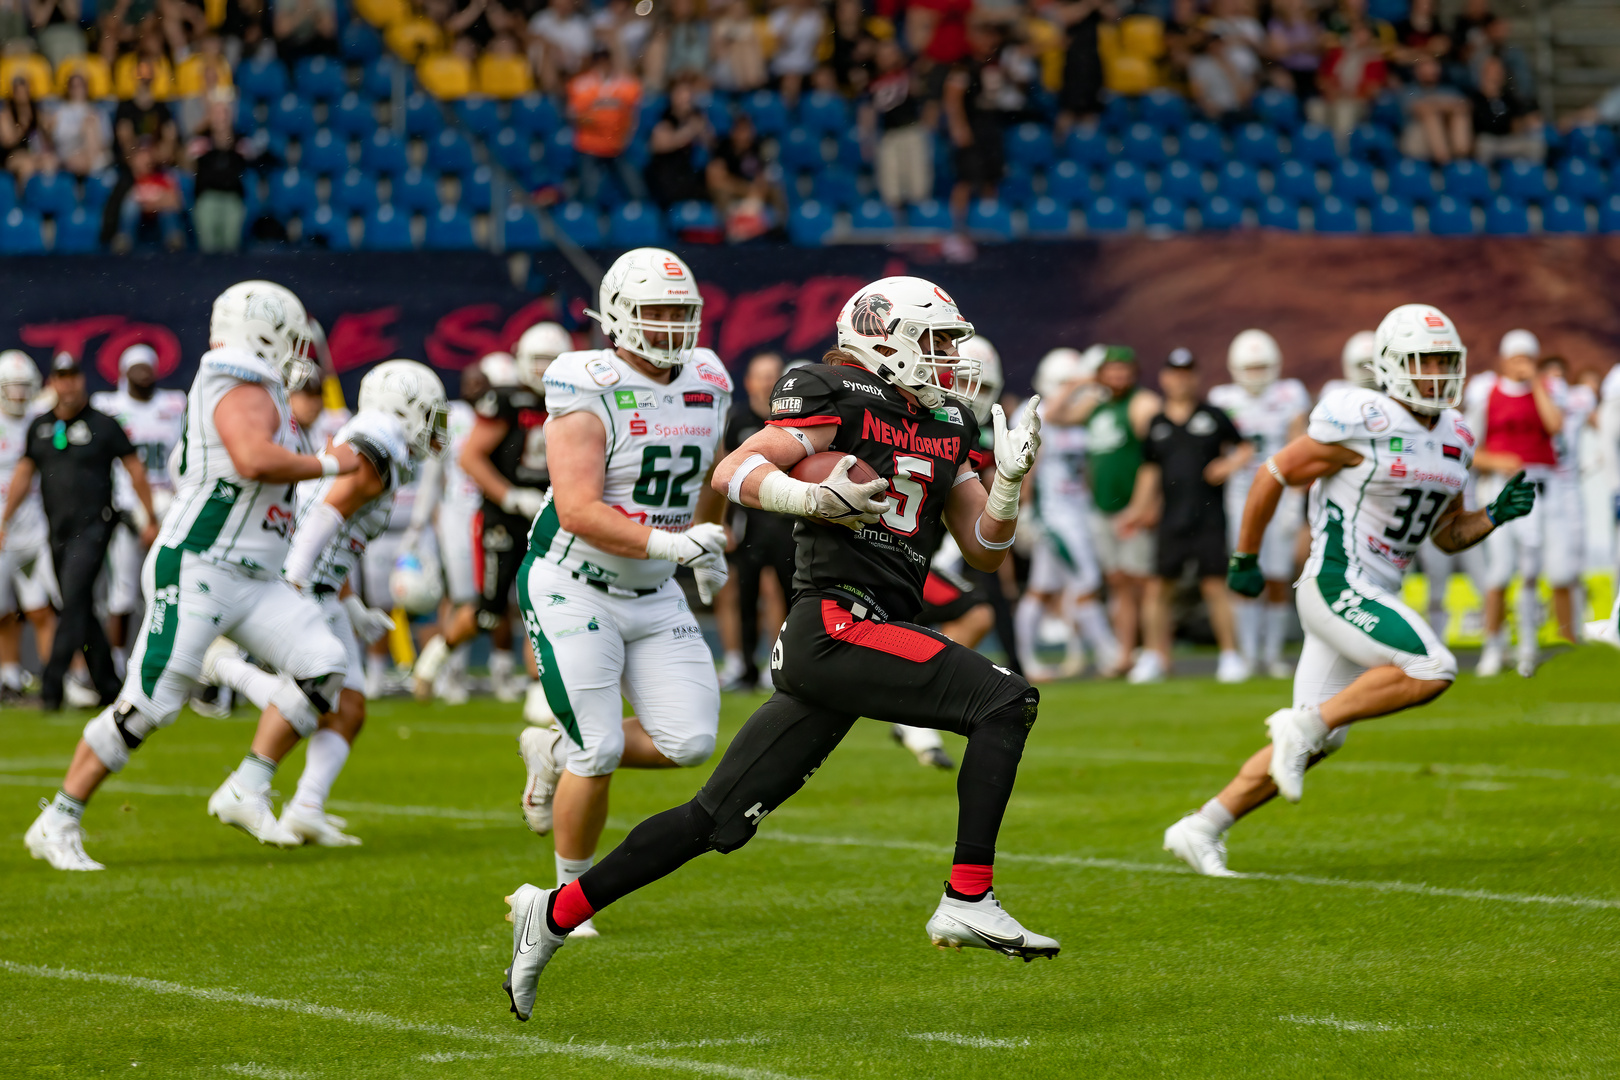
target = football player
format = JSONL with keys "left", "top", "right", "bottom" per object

{"left": 1164, "top": 304, "right": 1537, "bottom": 877}
{"left": 0, "top": 351, "right": 58, "bottom": 697}
{"left": 23, "top": 280, "right": 362, "bottom": 870}
{"left": 500, "top": 275, "right": 1054, "bottom": 1022}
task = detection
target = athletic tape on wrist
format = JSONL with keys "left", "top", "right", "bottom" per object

{"left": 317, "top": 452, "right": 340, "bottom": 477}
{"left": 757, "top": 469, "right": 815, "bottom": 517}
{"left": 975, "top": 517, "right": 1017, "bottom": 550}
{"left": 984, "top": 472, "right": 1021, "bottom": 522}
{"left": 728, "top": 453, "right": 771, "bottom": 504}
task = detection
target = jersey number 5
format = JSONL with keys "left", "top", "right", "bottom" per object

{"left": 633, "top": 445, "right": 705, "bottom": 508}
{"left": 882, "top": 454, "right": 933, "bottom": 535}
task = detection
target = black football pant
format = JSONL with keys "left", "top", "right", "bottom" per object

{"left": 43, "top": 523, "right": 119, "bottom": 709}
{"left": 573, "top": 592, "right": 1039, "bottom": 914}
{"left": 730, "top": 512, "right": 796, "bottom": 683}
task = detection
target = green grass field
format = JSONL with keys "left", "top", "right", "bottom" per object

{"left": 3, "top": 647, "right": 1618, "bottom": 1079}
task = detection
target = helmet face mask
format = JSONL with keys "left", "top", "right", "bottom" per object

{"left": 586, "top": 248, "right": 703, "bottom": 369}
{"left": 959, "top": 336, "right": 1002, "bottom": 424}
{"left": 1227, "top": 329, "right": 1281, "bottom": 394}
{"left": 359, "top": 359, "right": 450, "bottom": 461}
{"left": 1373, "top": 304, "right": 1467, "bottom": 416}
{"left": 0, "top": 350, "right": 40, "bottom": 418}
{"left": 836, "top": 277, "right": 978, "bottom": 410}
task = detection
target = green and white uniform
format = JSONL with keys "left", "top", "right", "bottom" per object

{"left": 1085, "top": 387, "right": 1154, "bottom": 577}
{"left": 519, "top": 348, "right": 730, "bottom": 777}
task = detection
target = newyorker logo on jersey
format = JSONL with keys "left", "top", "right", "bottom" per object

{"left": 682, "top": 391, "right": 715, "bottom": 408}
{"left": 861, "top": 410, "right": 961, "bottom": 461}
{"left": 615, "top": 389, "right": 659, "bottom": 411}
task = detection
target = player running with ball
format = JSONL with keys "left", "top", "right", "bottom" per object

{"left": 1163, "top": 304, "right": 1538, "bottom": 877}
{"left": 502, "top": 275, "right": 1052, "bottom": 1022}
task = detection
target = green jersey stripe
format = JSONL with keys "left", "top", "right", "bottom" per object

{"left": 139, "top": 479, "right": 241, "bottom": 696}
{"left": 1314, "top": 500, "right": 1428, "bottom": 656}
{"left": 516, "top": 554, "right": 582, "bottom": 746}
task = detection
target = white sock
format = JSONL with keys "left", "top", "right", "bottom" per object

{"left": 449, "top": 644, "right": 469, "bottom": 676}
{"left": 555, "top": 853, "right": 593, "bottom": 888}
{"left": 1263, "top": 603, "right": 1291, "bottom": 665}
{"left": 490, "top": 649, "right": 515, "bottom": 684}
{"left": 1197, "top": 796, "right": 1235, "bottom": 833}
{"left": 111, "top": 646, "right": 127, "bottom": 680}
{"left": 213, "top": 655, "right": 282, "bottom": 711}
{"left": 1074, "top": 599, "right": 1117, "bottom": 661}
{"left": 1515, "top": 586, "right": 1540, "bottom": 658}
{"left": 50, "top": 789, "right": 86, "bottom": 823}
{"left": 235, "top": 752, "right": 277, "bottom": 792}
{"left": 1, "top": 662, "right": 22, "bottom": 689}
{"left": 895, "top": 723, "right": 944, "bottom": 752}
{"left": 292, "top": 728, "right": 351, "bottom": 814}
{"left": 367, "top": 653, "right": 388, "bottom": 681}
{"left": 1235, "top": 600, "right": 1262, "bottom": 665}
{"left": 1013, "top": 594, "right": 1043, "bottom": 671}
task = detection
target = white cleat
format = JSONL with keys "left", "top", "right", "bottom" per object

{"left": 1515, "top": 653, "right": 1539, "bottom": 678}
{"left": 494, "top": 673, "right": 525, "bottom": 704}
{"left": 200, "top": 637, "right": 241, "bottom": 685}
{"left": 412, "top": 635, "right": 450, "bottom": 701}
{"left": 1265, "top": 660, "right": 1295, "bottom": 681}
{"left": 1476, "top": 641, "right": 1503, "bottom": 677}
{"left": 279, "top": 804, "right": 362, "bottom": 847}
{"left": 925, "top": 888, "right": 1059, "bottom": 961}
{"left": 1163, "top": 813, "right": 1237, "bottom": 877}
{"left": 1126, "top": 650, "right": 1165, "bottom": 685}
{"left": 208, "top": 776, "right": 299, "bottom": 847}
{"left": 1583, "top": 618, "right": 1620, "bottom": 649}
{"left": 24, "top": 804, "right": 104, "bottom": 871}
{"left": 504, "top": 883, "right": 569, "bottom": 1021}
{"left": 523, "top": 683, "right": 555, "bottom": 725}
{"left": 436, "top": 668, "right": 470, "bottom": 705}
{"left": 1265, "top": 707, "right": 1321, "bottom": 804}
{"left": 568, "top": 917, "right": 600, "bottom": 939}
{"left": 519, "top": 725, "right": 565, "bottom": 835}
{"left": 1215, "top": 650, "right": 1250, "bottom": 684}
{"left": 63, "top": 678, "right": 101, "bottom": 708}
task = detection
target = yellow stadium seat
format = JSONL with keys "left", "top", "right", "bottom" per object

{"left": 52, "top": 55, "right": 113, "bottom": 99}
{"left": 1097, "top": 22, "right": 1119, "bottom": 64}
{"left": 417, "top": 52, "right": 473, "bottom": 100}
{"left": 476, "top": 54, "right": 533, "bottom": 99}
{"left": 113, "top": 54, "right": 177, "bottom": 100}
{"left": 0, "top": 54, "right": 53, "bottom": 100}
{"left": 1023, "top": 16, "right": 1065, "bottom": 92}
{"left": 355, "top": 0, "right": 410, "bottom": 29}
{"left": 205, "top": 0, "right": 226, "bottom": 26}
{"left": 174, "top": 54, "right": 234, "bottom": 97}
{"left": 386, "top": 18, "right": 445, "bottom": 63}
{"left": 1105, "top": 54, "right": 1157, "bottom": 95}
{"left": 1120, "top": 15, "right": 1165, "bottom": 60}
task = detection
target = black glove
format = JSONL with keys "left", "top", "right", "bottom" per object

{"left": 1227, "top": 552, "right": 1264, "bottom": 598}
{"left": 1486, "top": 470, "right": 1537, "bottom": 527}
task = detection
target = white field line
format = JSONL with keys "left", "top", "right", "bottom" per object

{"left": 0, "top": 961, "right": 813, "bottom": 1080}
{"left": 1279, "top": 1015, "right": 1397, "bottom": 1032}
{"left": 419, "top": 1037, "right": 775, "bottom": 1064}
{"left": 222, "top": 1064, "right": 312, "bottom": 1079}
{"left": 908, "top": 1033, "right": 1030, "bottom": 1049}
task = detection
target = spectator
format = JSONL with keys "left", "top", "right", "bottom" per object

{"left": 530, "top": 0, "right": 593, "bottom": 91}
{"left": 1449, "top": 0, "right": 1493, "bottom": 55}
{"left": 767, "top": 0, "right": 825, "bottom": 106}
{"left": 1163, "top": 0, "right": 1208, "bottom": 85}
{"left": 0, "top": 75, "right": 47, "bottom": 190}
{"left": 1188, "top": 29, "right": 1258, "bottom": 123}
{"left": 1470, "top": 53, "right": 1541, "bottom": 163}
{"left": 706, "top": 111, "right": 782, "bottom": 240}
{"left": 219, "top": 0, "right": 273, "bottom": 59}
{"left": 1204, "top": 0, "right": 1264, "bottom": 59}
{"left": 566, "top": 45, "right": 646, "bottom": 204}
{"left": 1401, "top": 55, "right": 1469, "bottom": 164}
{"left": 1316, "top": 19, "right": 1386, "bottom": 140}
{"left": 710, "top": 0, "right": 766, "bottom": 93}
{"left": 29, "top": 0, "right": 86, "bottom": 68}
{"left": 113, "top": 138, "right": 186, "bottom": 252}
{"left": 156, "top": 0, "right": 209, "bottom": 63}
{"left": 177, "top": 39, "right": 235, "bottom": 136}
{"left": 907, "top": 0, "right": 972, "bottom": 69}
{"left": 827, "top": 0, "right": 876, "bottom": 94}
{"left": 1266, "top": 0, "right": 1324, "bottom": 100}
{"left": 447, "top": 0, "right": 524, "bottom": 50}
{"left": 645, "top": 74, "right": 712, "bottom": 207}
{"left": 273, "top": 0, "right": 337, "bottom": 62}
{"left": 1479, "top": 15, "right": 1535, "bottom": 109}
{"left": 48, "top": 73, "right": 109, "bottom": 178}
{"left": 942, "top": 20, "right": 1012, "bottom": 224}
{"left": 103, "top": 62, "right": 179, "bottom": 248}
{"left": 593, "top": 0, "right": 654, "bottom": 70}
{"left": 643, "top": 0, "right": 709, "bottom": 90}
{"left": 864, "top": 36, "right": 934, "bottom": 209}
{"left": 1392, "top": 0, "right": 1449, "bottom": 66}
{"left": 190, "top": 105, "right": 247, "bottom": 252}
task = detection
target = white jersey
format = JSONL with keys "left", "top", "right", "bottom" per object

{"left": 441, "top": 399, "right": 482, "bottom": 513}
{"left": 1023, "top": 398, "right": 1090, "bottom": 517}
{"left": 92, "top": 387, "right": 187, "bottom": 516}
{"left": 531, "top": 348, "right": 732, "bottom": 590}
{"left": 309, "top": 406, "right": 351, "bottom": 450}
{"left": 296, "top": 411, "right": 415, "bottom": 593}
{"left": 1302, "top": 387, "right": 1475, "bottom": 595}
{"left": 1210, "top": 377, "right": 1310, "bottom": 500}
{"left": 160, "top": 347, "right": 303, "bottom": 578}
{"left": 1549, "top": 376, "right": 1595, "bottom": 480}
{"left": 0, "top": 407, "right": 47, "bottom": 545}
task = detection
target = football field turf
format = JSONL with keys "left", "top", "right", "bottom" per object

{"left": 2, "top": 647, "right": 1617, "bottom": 1079}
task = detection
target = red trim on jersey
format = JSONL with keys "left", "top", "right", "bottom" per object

{"left": 968, "top": 448, "right": 993, "bottom": 472}
{"left": 1482, "top": 382, "right": 1556, "bottom": 466}
{"left": 820, "top": 600, "right": 947, "bottom": 663}
{"left": 766, "top": 416, "right": 842, "bottom": 427}
{"left": 471, "top": 509, "right": 485, "bottom": 595}
{"left": 922, "top": 571, "right": 962, "bottom": 607}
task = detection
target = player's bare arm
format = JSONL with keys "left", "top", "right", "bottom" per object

{"left": 1201, "top": 439, "right": 1254, "bottom": 486}
{"left": 711, "top": 422, "right": 833, "bottom": 503}
{"left": 0, "top": 455, "right": 34, "bottom": 548}
{"left": 1115, "top": 461, "right": 1161, "bottom": 536}
{"left": 119, "top": 452, "right": 160, "bottom": 547}
{"left": 942, "top": 461, "right": 1014, "bottom": 571}
{"left": 217, "top": 383, "right": 359, "bottom": 483}
{"left": 460, "top": 413, "right": 513, "bottom": 502}
{"left": 548, "top": 410, "right": 660, "bottom": 560}
{"left": 1235, "top": 435, "right": 1361, "bottom": 553}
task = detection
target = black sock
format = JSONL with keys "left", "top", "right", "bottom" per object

{"left": 953, "top": 691, "right": 1037, "bottom": 867}
{"left": 572, "top": 800, "right": 716, "bottom": 912}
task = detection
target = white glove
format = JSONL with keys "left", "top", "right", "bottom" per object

{"left": 343, "top": 595, "right": 397, "bottom": 645}
{"left": 758, "top": 455, "right": 893, "bottom": 530}
{"left": 985, "top": 397, "right": 1042, "bottom": 522}
{"left": 694, "top": 561, "right": 728, "bottom": 605}
{"left": 645, "top": 522, "right": 727, "bottom": 569}
{"left": 500, "top": 486, "right": 547, "bottom": 520}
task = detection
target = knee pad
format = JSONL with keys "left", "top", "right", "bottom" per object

{"left": 269, "top": 672, "right": 341, "bottom": 737}
{"left": 1402, "top": 644, "right": 1457, "bottom": 683}
{"left": 968, "top": 684, "right": 1040, "bottom": 735}
{"left": 83, "top": 701, "right": 161, "bottom": 773}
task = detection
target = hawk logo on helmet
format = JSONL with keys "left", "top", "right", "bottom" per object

{"left": 849, "top": 293, "right": 893, "bottom": 339}
{"left": 245, "top": 294, "right": 288, "bottom": 329}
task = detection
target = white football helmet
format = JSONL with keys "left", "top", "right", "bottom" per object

{"left": 1499, "top": 328, "right": 1540, "bottom": 361}
{"left": 959, "top": 336, "right": 1003, "bottom": 424}
{"left": 1341, "top": 330, "right": 1377, "bottom": 388}
{"left": 390, "top": 549, "right": 444, "bottom": 614}
{"left": 515, "top": 322, "right": 571, "bottom": 390}
{"left": 1372, "top": 304, "right": 1467, "bottom": 416}
{"left": 479, "top": 351, "right": 519, "bottom": 387}
{"left": 1033, "top": 347, "right": 1088, "bottom": 400}
{"left": 358, "top": 359, "right": 450, "bottom": 460}
{"left": 0, "top": 350, "right": 41, "bottom": 418}
{"left": 1227, "top": 329, "right": 1282, "bottom": 394}
{"left": 585, "top": 247, "right": 702, "bottom": 369}
{"left": 835, "top": 276, "right": 977, "bottom": 409}
{"left": 210, "top": 280, "right": 315, "bottom": 389}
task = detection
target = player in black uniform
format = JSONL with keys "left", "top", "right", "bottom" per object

{"left": 503, "top": 277, "right": 1053, "bottom": 1020}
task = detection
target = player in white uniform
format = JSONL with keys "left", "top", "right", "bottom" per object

{"left": 22, "top": 280, "right": 364, "bottom": 871}
{"left": 513, "top": 249, "right": 728, "bottom": 938}
{"left": 1537, "top": 354, "right": 1592, "bottom": 643}
{"left": 92, "top": 344, "right": 188, "bottom": 680}
{"left": 1319, "top": 329, "right": 1376, "bottom": 399}
{"left": 1163, "top": 304, "right": 1538, "bottom": 876}
{"left": 1209, "top": 330, "right": 1311, "bottom": 679}
{"left": 203, "top": 360, "right": 448, "bottom": 847}
{"left": 0, "top": 352, "right": 58, "bottom": 695}
{"left": 419, "top": 367, "right": 485, "bottom": 703}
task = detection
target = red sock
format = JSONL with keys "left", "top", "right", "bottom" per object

{"left": 550, "top": 881, "right": 596, "bottom": 931}
{"left": 949, "top": 863, "right": 993, "bottom": 897}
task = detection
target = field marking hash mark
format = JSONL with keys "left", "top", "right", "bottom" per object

{"left": 908, "top": 1033, "right": 1031, "bottom": 1048}
{"left": 1279, "top": 1015, "right": 1397, "bottom": 1032}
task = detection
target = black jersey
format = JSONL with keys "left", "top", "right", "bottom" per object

{"left": 766, "top": 363, "right": 985, "bottom": 621}
{"left": 1141, "top": 402, "right": 1243, "bottom": 535}
{"left": 473, "top": 385, "right": 549, "bottom": 496}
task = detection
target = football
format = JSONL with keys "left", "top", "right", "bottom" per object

{"left": 788, "top": 450, "right": 882, "bottom": 487}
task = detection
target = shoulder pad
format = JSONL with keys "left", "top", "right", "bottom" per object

{"left": 1206, "top": 383, "right": 1240, "bottom": 409}
{"left": 201, "top": 346, "right": 279, "bottom": 386}
{"left": 1309, "top": 386, "right": 1391, "bottom": 442}
{"left": 339, "top": 411, "right": 409, "bottom": 484}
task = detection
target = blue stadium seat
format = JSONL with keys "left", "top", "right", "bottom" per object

{"left": 1025, "top": 195, "right": 1071, "bottom": 235}
{"left": 851, "top": 198, "right": 896, "bottom": 231}
{"left": 301, "top": 128, "right": 351, "bottom": 177}
{"left": 1101, "top": 95, "right": 1134, "bottom": 132}
{"left": 304, "top": 204, "right": 352, "bottom": 250}
{"left": 1103, "top": 160, "right": 1150, "bottom": 207}
{"left": 1330, "top": 159, "right": 1378, "bottom": 204}
{"left": 425, "top": 204, "right": 477, "bottom": 249}
{"left": 361, "top": 129, "right": 409, "bottom": 175}
{"left": 234, "top": 95, "right": 258, "bottom": 135}
{"left": 831, "top": 130, "right": 864, "bottom": 171}
{"left": 1313, "top": 195, "right": 1359, "bottom": 233}
{"left": 1370, "top": 195, "right": 1415, "bottom": 234}
{"left": 1541, "top": 194, "right": 1589, "bottom": 234}
{"left": 966, "top": 197, "right": 1013, "bottom": 239}
{"left": 455, "top": 96, "right": 502, "bottom": 138}
{"left": 1199, "top": 194, "right": 1241, "bottom": 230}
{"left": 1442, "top": 160, "right": 1492, "bottom": 202}
{"left": 907, "top": 198, "right": 951, "bottom": 230}
{"left": 668, "top": 198, "right": 720, "bottom": 235}
{"left": 54, "top": 206, "right": 101, "bottom": 253}
{"left": 1258, "top": 195, "right": 1299, "bottom": 230}
{"left": 500, "top": 204, "right": 546, "bottom": 250}
{"left": 362, "top": 56, "right": 409, "bottom": 101}
{"left": 1062, "top": 124, "right": 1111, "bottom": 168}
{"left": 1426, "top": 194, "right": 1475, "bottom": 235}
{"left": 269, "top": 93, "right": 317, "bottom": 139}
{"left": 1234, "top": 123, "right": 1282, "bottom": 167}
{"left": 393, "top": 166, "right": 440, "bottom": 213}
{"left": 788, "top": 199, "right": 831, "bottom": 245}
{"left": 177, "top": 170, "right": 195, "bottom": 210}
{"left": 1484, "top": 194, "right": 1529, "bottom": 235}
{"left": 812, "top": 167, "right": 860, "bottom": 210}
{"left": 489, "top": 126, "right": 535, "bottom": 172}
{"left": 404, "top": 91, "right": 446, "bottom": 138}
{"left": 1216, "top": 160, "right": 1263, "bottom": 206}
{"left": 704, "top": 96, "right": 735, "bottom": 137}
{"left": 1047, "top": 159, "right": 1092, "bottom": 204}
{"left": 340, "top": 18, "right": 382, "bottom": 62}
{"left": 1600, "top": 193, "right": 1620, "bottom": 232}
{"left": 295, "top": 56, "right": 347, "bottom": 101}
{"left": 1143, "top": 195, "right": 1184, "bottom": 231}
{"left": 1139, "top": 88, "right": 1189, "bottom": 132}
{"left": 1498, "top": 159, "right": 1551, "bottom": 203}
{"left": 362, "top": 204, "right": 414, "bottom": 250}
{"left": 609, "top": 200, "right": 663, "bottom": 246}
{"left": 268, "top": 167, "right": 319, "bottom": 221}
{"left": 23, "top": 172, "right": 77, "bottom": 217}
{"left": 1006, "top": 122, "right": 1055, "bottom": 169}
{"left": 740, "top": 89, "right": 788, "bottom": 136}
{"left": 798, "top": 89, "right": 849, "bottom": 136}
{"left": 1159, "top": 159, "right": 1207, "bottom": 204}
{"left": 1387, "top": 158, "right": 1436, "bottom": 203}
{"left": 1369, "top": 93, "right": 1404, "bottom": 133}
{"left": 330, "top": 92, "right": 376, "bottom": 139}
{"left": 545, "top": 128, "right": 577, "bottom": 176}
{"left": 459, "top": 166, "right": 493, "bottom": 212}
{"left": 1122, "top": 123, "right": 1167, "bottom": 167}
{"left": 1555, "top": 156, "right": 1604, "bottom": 203}
{"left": 778, "top": 127, "right": 823, "bottom": 174}
{"left": 998, "top": 165, "right": 1035, "bottom": 207}
{"left": 332, "top": 168, "right": 381, "bottom": 216}
{"left": 636, "top": 95, "right": 666, "bottom": 140}
{"left": 1291, "top": 123, "right": 1338, "bottom": 167}
{"left": 1564, "top": 124, "right": 1617, "bottom": 164}
{"left": 0, "top": 174, "right": 13, "bottom": 216}
{"left": 0, "top": 208, "right": 45, "bottom": 253}
{"left": 235, "top": 56, "right": 288, "bottom": 103}
{"left": 1272, "top": 159, "right": 1319, "bottom": 203}
{"left": 1253, "top": 88, "right": 1301, "bottom": 131}
{"left": 511, "top": 93, "right": 563, "bottom": 137}
{"left": 1178, "top": 122, "right": 1225, "bottom": 167}
{"left": 81, "top": 169, "right": 117, "bottom": 209}
{"left": 1086, "top": 194, "right": 1128, "bottom": 232}
{"left": 428, "top": 128, "right": 476, "bottom": 174}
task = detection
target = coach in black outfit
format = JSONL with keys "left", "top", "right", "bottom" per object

{"left": 0, "top": 354, "right": 158, "bottom": 709}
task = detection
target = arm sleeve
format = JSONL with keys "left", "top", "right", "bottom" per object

{"left": 764, "top": 368, "right": 842, "bottom": 427}
{"left": 283, "top": 499, "right": 344, "bottom": 588}
{"left": 409, "top": 457, "right": 442, "bottom": 531}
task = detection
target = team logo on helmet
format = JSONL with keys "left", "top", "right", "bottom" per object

{"left": 245, "top": 293, "right": 288, "bottom": 329}
{"left": 849, "top": 293, "right": 893, "bottom": 339}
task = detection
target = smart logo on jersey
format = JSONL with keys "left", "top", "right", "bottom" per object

{"left": 614, "top": 389, "right": 658, "bottom": 411}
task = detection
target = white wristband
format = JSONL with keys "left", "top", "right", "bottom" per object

{"left": 728, "top": 453, "right": 772, "bottom": 505}
{"left": 317, "top": 452, "right": 340, "bottom": 477}
{"left": 984, "top": 471, "right": 1021, "bottom": 522}
{"left": 757, "top": 469, "right": 816, "bottom": 517}
{"left": 975, "top": 517, "right": 1016, "bottom": 550}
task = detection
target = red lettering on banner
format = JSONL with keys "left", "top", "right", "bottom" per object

{"left": 425, "top": 304, "right": 505, "bottom": 370}
{"left": 327, "top": 307, "right": 400, "bottom": 372}
{"left": 786, "top": 276, "right": 866, "bottom": 354}
{"left": 20, "top": 315, "right": 127, "bottom": 364}
{"left": 718, "top": 283, "right": 796, "bottom": 362}
{"left": 695, "top": 283, "right": 728, "bottom": 351}
{"left": 95, "top": 322, "right": 181, "bottom": 382}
